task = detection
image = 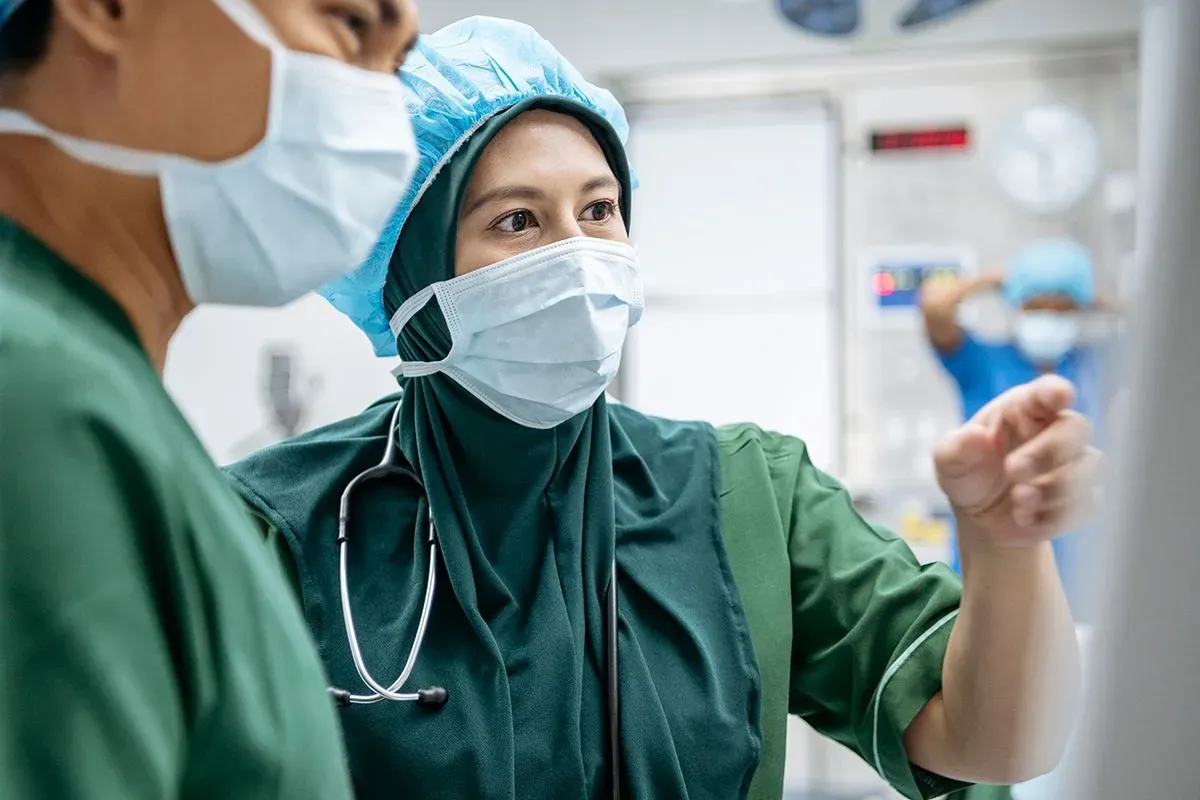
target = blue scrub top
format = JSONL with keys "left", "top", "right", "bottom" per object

{"left": 937, "top": 334, "right": 1110, "bottom": 619}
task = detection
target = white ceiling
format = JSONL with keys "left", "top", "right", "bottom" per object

{"left": 417, "top": 0, "right": 1140, "bottom": 79}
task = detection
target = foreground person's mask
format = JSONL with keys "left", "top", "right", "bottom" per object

{"left": 390, "top": 237, "right": 644, "bottom": 429}
{"left": 0, "top": 0, "right": 417, "bottom": 307}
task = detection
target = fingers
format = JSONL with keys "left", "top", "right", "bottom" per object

{"left": 972, "top": 374, "right": 1075, "bottom": 424}
{"left": 1024, "top": 374, "right": 1077, "bottom": 418}
{"left": 1005, "top": 410, "right": 1092, "bottom": 484}
{"left": 932, "top": 424, "right": 995, "bottom": 479}
{"left": 1010, "top": 447, "right": 1102, "bottom": 528}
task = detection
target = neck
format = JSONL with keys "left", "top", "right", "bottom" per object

{"left": 401, "top": 376, "right": 594, "bottom": 494}
{"left": 0, "top": 137, "right": 193, "bottom": 372}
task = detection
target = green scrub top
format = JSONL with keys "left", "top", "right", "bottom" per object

{"left": 228, "top": 393, "right": 977, "bottom": 800}
{"left": 0, "top": 220, "right": 354, "bottom": 800}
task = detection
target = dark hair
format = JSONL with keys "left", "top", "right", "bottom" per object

{"left": 0, "top": 0, "right": 54, "bottom": 75}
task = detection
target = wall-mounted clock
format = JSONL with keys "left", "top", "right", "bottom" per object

{"left": 991, "top": 102, "right": 1103, "bottom": 215}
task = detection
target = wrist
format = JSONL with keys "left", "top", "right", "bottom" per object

{"left": 955, "top": 522, "right": 1056, "bottom": 573}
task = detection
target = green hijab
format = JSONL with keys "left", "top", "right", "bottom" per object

{"left": 228, "top": 98, "right": 761, "bottom": 799}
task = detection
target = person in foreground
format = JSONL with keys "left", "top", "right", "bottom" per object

{"left": 227, "top": 18, "right": 1095, "bottom": 800}
{"left": 0, "top": 0, "right": 419, "bottom": 797}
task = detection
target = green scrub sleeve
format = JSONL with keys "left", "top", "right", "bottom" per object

{"left": 782, "top": 436, "right": 970, "bottom": 799}
{"left": 253, "top": 511, "right": 304, "bottom": 600}
{"left": 0, "top": 364, "right": 183, "bottom": 799}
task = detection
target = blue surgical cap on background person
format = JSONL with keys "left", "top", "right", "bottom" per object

{"left": 320, "top": 15, "right": 636, "bottom": 357}
{"left": 1004, "top": 238, "right": 1096, "bottom": 308}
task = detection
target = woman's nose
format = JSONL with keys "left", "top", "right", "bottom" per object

{"left": 546, "top": 217, "right": 587, "bottom": 244}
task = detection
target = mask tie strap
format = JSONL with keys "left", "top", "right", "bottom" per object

{"left": 389, "top": 284, "right": 461, "bottom": 378}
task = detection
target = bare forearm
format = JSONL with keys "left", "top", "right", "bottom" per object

{"left": 921, "top": 275, "right": 1002, "bottom": 351}
{"left": 936, "top": 536, "right": 1080, "bottom": 783}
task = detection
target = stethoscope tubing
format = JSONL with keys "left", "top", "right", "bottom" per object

{"left": 329, "top": 399, "right": 621, "bottom": 798}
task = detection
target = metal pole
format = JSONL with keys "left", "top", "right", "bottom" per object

{"left": 1070, "top": 1, "right": 1200, "bottom": 797}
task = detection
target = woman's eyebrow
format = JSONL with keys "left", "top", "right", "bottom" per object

{"left": 461, "top": 185, "right": 547, "bottom": 218}
{"left": 580, "top": 176, "right": 619, "bottom": 195}
{"left": 462, "top": 174, "right": 620, "bottom": 218}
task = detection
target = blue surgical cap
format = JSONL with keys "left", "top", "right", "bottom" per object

{"left": 0, "top": 0, "right": 27, "bottom": 29}
{"left": 1004, "top": 238, "right": 1096, "bottom": 308}
{"left": 321, "top": 16, "right": 635, "bottom": 357}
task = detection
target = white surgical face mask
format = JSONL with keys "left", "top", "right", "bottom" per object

{"left": 0, "top": 0, "right": 417, "bottom": 308}
{"left": 390, "top": 237, "right": 643, "bottom": 429}
{"left": 1015, "top": 311, "right": 1080, "bottom": 364}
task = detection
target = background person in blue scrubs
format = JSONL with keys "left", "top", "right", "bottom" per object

{"left": 921, "top": 239, "right": 1113, "bottom": 617}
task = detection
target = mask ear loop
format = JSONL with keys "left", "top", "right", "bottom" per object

{"left": 0, "top": 108, "right": 171, "bottom": 176}
{"left": 389, "top": 284, "right": 463, "bottom": 379}
{"left": 208, "top": 0, "right": 285, "bottom": 50}
{"left": 206, "top": 0, "right": 288, "bottom": 142}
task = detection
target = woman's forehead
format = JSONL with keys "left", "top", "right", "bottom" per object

{"left": 466, "top": 110, "right": 614, "bottom": 194}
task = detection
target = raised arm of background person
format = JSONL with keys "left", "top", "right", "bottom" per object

{"left": 920, "top": 274, "right": 1005, "bottom": 353}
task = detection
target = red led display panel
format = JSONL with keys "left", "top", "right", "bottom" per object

{"left": 869, "top": 126, "right": 971, "bottom": 153}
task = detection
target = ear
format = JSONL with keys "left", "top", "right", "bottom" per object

{"left": 51, "top": 0, "right": 127, "bottom": 58}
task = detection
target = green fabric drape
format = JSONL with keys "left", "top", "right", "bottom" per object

{"left": 229, "top": 98, "right": 762, "bottom": 799}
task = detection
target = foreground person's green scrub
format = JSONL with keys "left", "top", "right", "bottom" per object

{"left": 0, "top": 220, "right": 354, "bottom": 799}
{"left": 224, "top": 21, "right": 976, "bottom": 799}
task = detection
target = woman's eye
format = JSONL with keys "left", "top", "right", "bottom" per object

{"left": 496, "top": 210, "right": 536, "bottom": 234}
{"left": 583, "top": 201, "right": 616, "bottom": 222}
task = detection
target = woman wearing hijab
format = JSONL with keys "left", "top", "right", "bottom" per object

{"left": 0, "top": 0, "right": 419, "bottom": 797}
{"left": 226, "top": 17, "right": 1095, "bottom": 800}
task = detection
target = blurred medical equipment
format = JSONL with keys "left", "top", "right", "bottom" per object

{"left": 327, "top": 401, "right": 624, "bottom": 797}
{"left": 1071, "top": 0, "right": 1200, "bottom": 796}
{"left": 264, "top": 350, "right": 312, "bottom": 438}
{"left": 776, "top": 0, "right": 996, "bottom": 37}
{"left": 897, "top": 0, "right": 992, "bottom": 29}
{"left": 226, "top": 347, "right": 323, "bottom": 460}
{"left": 777, "top": 0, "right": 861, "bottom": 36}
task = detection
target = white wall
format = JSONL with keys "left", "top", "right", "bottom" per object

{"left": 164, "top": 296, "right": 398, "bottom": 464}
{"left": 623, "top": 99, "right": 839, "bottom": 470}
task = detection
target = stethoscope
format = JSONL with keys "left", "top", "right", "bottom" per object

{"left": 327, "top": 401, "right": 623, "bottom": 798}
